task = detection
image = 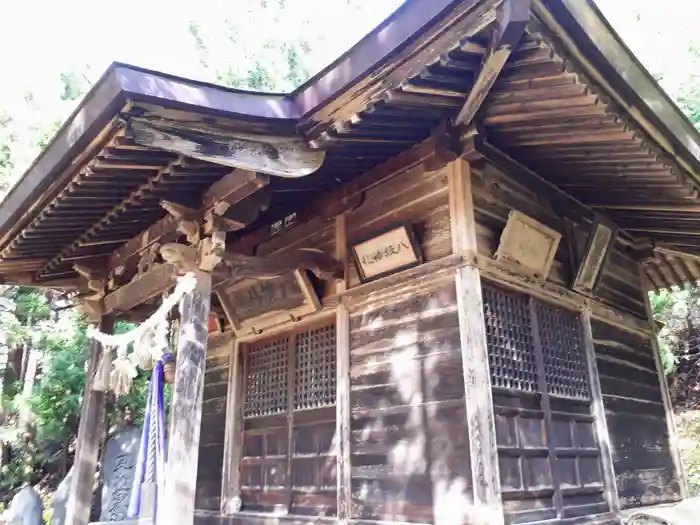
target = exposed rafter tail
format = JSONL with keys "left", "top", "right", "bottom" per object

{"left": 454, "top": 0, "right": 532, "bottom": 128}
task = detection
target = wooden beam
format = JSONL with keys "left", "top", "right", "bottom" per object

{"left": 233, "top": 132, "right": 458, "bottom": 254}
{"left": 454, "top": 0, "right": 531, "bottom": 127}
{"left": 202, "top": 169, "right": 268, "bottom": 209}
{"left": 474, "top": 252, "right": 652, "bottom": 336}
{"left": 103, "top": 263, "right": 176, "bottom": 314}
{"left": 65, "top": 316, "right": 113, "bottom": 525}
{"left": 655, "top": 246, "right": 700, "bottom": 266}
{"left": 639, "top": 268, "right": 689, "bottom": 498}
{"left": 448, "top": 159, "right": 504, "bottom": 525}
{"left": 109, "top": 215, "right": 179, "bottom": 270}
{"left": 108, "top": 170, "right": 270, "bottom": 270}
{"left": 220, "top": 248, "right": 343, "bottom": 281}
{"left": 160, "top": 270, "right": 212, "bottom": 525}
{"left": 580, "top": 309, "right": 620, "bottom": 516}
{"left": 590, "top": 203, "right": 700, "bottom": 212}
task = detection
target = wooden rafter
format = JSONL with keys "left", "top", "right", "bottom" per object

{"left": 108, "top": 170, "right": 269, "bottom": 270}
{"left": 453, "top": 0, "right": 531, "bottom": 127}
{"left": 37, "top": 155, "right": 186, "bottom": 278}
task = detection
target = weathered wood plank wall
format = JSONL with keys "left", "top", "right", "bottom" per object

{"left": 342, "top": 162, "right": 472, "bottom": 522}
{"left": 348, "top": 279, "right": 470, "bottom": 523}
{"left": 471, "top": 161, "right": 646, "bottom": 318}
{"left": 196, "top": 334, "right": 233, "bottom": 510}
{"left": 591, "top": 320, "right": 682, "bottom": 509}
{"left": 345, "top": 164, "right": 452, "bottom": 287}
{"left": 193, "top": 150, "right": 681, "bottom": 525}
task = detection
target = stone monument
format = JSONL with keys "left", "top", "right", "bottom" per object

{"left": 4, "top": 485, "right": 42, "bottom": 525}
{"left": 50, "top": 467, "right": 73, "bottom": 525}
{"left": 100, "top": 424, "right": 141, "bottom": 521}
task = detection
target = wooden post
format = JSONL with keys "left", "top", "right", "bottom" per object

{"left": 335, "top": 214, "right": 352, "bottom": 521}
{"left": 65, "top": 316, "right": 113, "bottom": 525}
{"left": 160, "top": 271, "right": 212, "bottom": 525}
{"left": 221, "top": 339, "right": 243, "bottom": 514}
{"left": 19, "top": 347, "right": 38, "bottom": 427}
{"left": 639, "top": 270, "right": 689, "bottom": 498}
{"left": 580, "top": 308, "right": 620, "bottom": 515}
{"left": 448, "top": 159, "right": 503, "bottom": 525}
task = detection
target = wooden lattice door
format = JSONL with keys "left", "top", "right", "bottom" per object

{"left": 239, "top": 321, "right": 337, "bottom": 516}
{"left": 483, "top": 286, "right": 608, "bottom": 524}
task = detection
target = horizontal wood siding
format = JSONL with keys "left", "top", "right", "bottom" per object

{"left": 471, "top": 161, "right": 571, "bottom": 289}
{"left": 196, "top": 338, "right": 232, "bottom": 510}
{"left": 255, "top": 215, "right": 336, "bottom": 300}
{"left": 596, "top": 242, "right": 646, "bottom": 319}
{"left": 591, "top": 320, "right": 681, "bottom": 509}
{"left": 472, "top": 160, "right": 645, "bottom": 318}
{"left": 348, "top": 278, "right": 472, "bottom": 523}
{"left": 346, "top": 164, "right": 451, "bottom": 287}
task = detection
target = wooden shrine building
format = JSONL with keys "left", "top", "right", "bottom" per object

{"left": 2, "top": 0, "right": 700, "bottom": 524}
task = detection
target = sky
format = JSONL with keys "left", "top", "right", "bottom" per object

{"left": 595, "top": 0, "right": 700, "bottom": 99}
{"left": 0, "top": 0, "right": 698, "bottom": 185}
{"left": 0, "top": 0, "right": 696, "bottom": 112}
{"left": 0, "top": 0, "right": 405, "bottom": 99}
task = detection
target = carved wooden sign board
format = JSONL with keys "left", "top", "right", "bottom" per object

{"left": 572, "top": 221, "right": 616, "bottom": 295}
{"left": 216, "top": 270, "right": 321, "bottom": 335}
{"left": 351, "top": 223, "right": 424, "bottom": 283}
{"left": 495, "top": 210, "right": 562, "bottom": 278}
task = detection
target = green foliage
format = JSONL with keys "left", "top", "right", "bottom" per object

{"left": 28, "top": 318, "right": 88, "bottom": 445}
{"left": 675, "top": 44, "right": 700, "bottom": 130}
{"left": 0, "top": 292, "right": 159, "bottom": 499}
{"left": 677, "top": 411, "right": 700, "bottom": 495}
{"left": 1, "top": 379, "right": 21, "bottom": 416}
{"left": 648, "top": 286, "right": 700, "bottom": 376}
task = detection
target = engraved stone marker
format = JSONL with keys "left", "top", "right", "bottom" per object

{"left": 5, "top": 485, "right": 42, "bottom": 525}
{"left": 100, "top": 425, "right": 141, "bottom": 521}
{"left": 50, "top": 467, "right": 73, "bottom": 525}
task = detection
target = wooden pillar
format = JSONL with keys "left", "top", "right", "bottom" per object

{"left": 65, "top": 316, "right": 113, "bottom": 525}
{"left": 221, "top": 339, "right": 243, "bottom": 514}
{"left": 639, "top": 270, "right": 689, "bottom": 498}
{"left": 335, "top": 213, "right": 352, "bottom": 521}
{"left": 160, "top": 270, "right": 212, "bottom": 525}
{"left": 448, "top": 159, "right": 503, "bottom": 525}
{"left": 19, "top": 347, "right": 38, "bottom": 427}
{"left": 580, "top": 308, "right": 620, "bottom": 515}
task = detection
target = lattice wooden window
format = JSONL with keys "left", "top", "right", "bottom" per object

{"left": 295, "top": 324, "right": 336, "bottom": 409}
{"left": 536, "top": 302, "right": 590, "bottom": 400}
{"left": 483, "top": 287, "right": 538, "bottom": 393}
{"left": 240, "top": 321, "right": 337, "bottom": 517}
{"left": 244, "top": 336, "right": 289, "bottom": 417}
{"left": 483, "top": 286, "right": 607, "bottom": 524}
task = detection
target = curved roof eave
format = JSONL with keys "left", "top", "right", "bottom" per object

{"left": 4, "top": 0, "right": 700, "bottom": 270}
{"left": 0, "top": 0, "right": 463, "bottom": 250}
{"left": 0, "top": 63, "right": 300, "bottom": 249}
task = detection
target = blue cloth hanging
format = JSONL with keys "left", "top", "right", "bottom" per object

{"left": 127, "top": 358, "right": 167, "bottom": 519}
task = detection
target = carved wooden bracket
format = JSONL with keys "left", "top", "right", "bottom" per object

{"left": 199, "top": 233, "right": 226, "bottom": 273}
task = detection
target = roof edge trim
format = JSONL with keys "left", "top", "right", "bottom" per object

{"left": 292, "top": 0, "right": 464, "bottom": 118}
{"left": 0, "top": 64, "right": 304, "bottom": 253}
{"left": 535, "top": 0, "right": 700, "bottom": 183}
{"left": 0, "top": 66, "right": 125, "bottom": 245}
{"left": 115, "top": 65, "right": 300, "bottom": 120}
